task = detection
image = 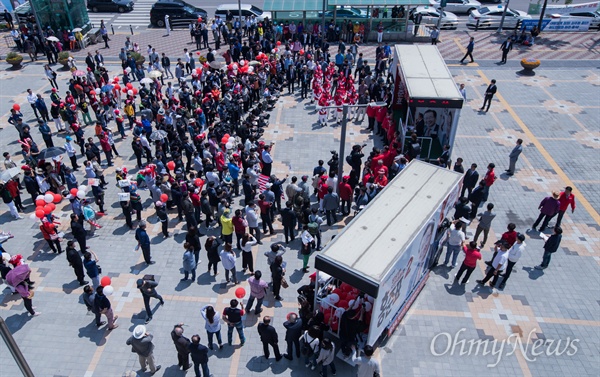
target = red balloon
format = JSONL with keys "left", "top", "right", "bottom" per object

{"left": 35, "top": 209, "right": 45, "bottom": 218}
{"left": 48, "top": 203, "right": 56, "bottom": 211}
{"left": 35, "top": 199, "right": 46, "bottom": 207}
{"left": 338, "top": 300, "right": 349, "bottom": 309}
{"left": 100, "top": 276, "right": 112, "bottom": 287}
{"left": 166, "top": 161, "right": 175, "bottom": 170}
{"left": 122, "top": 88, "right": 128, "bottom": 93}
{"left": 43, "top": 204, "right": 53, "bottom": 215}
{"left": 299, "top": 49, "right": 305, "bottom": 55}
{"left": 113, "top": 77, "right": 120, "bottom": 82}
{"left": 53, "top": 193, "right": 62, "bottom": 203}
{"left": 126, "top": 83, "right": 133, "bottom": 89}
{"left": 114, "top": 84, "right": 121, "bottom": 90}
{"left": 70, "top": 188, "right": 78, "bottom": 196}
{"left": 160, "top": 193, "right": 168, "bottom": 203}
{"left": 132, "top": 88, "right": 138, "bottom": 95}
{"left": 235, "top": 287, "right": 246, "bottom": 299}
{"left": 276, "top": 41, "right": 281, "bottom": 46}
{"left": 12, "top": 103, "right": 20, "bottom": 111}
{"left": 221, "top": 136, "right": 229, "bottom": 144}
{"left": 194, "top": 178, "right": 203, "bottom": 187}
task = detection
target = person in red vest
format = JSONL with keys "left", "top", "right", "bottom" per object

{"left": 338, "top": 176, "right": 353, "bottom": 216}
{"left": 556, "top": 186, "right": 576, "bottom": 228}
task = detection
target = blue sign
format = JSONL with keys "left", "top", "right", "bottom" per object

{"left": 521, "top": 19, "right": 551, "bottom": 31}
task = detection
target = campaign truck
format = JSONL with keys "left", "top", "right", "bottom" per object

{"left": 314, "top": 160, "right": 463, "bottom": 348}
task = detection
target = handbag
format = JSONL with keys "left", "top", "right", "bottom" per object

{"left": 97, "top": 265, "right": 102, "bottom": 274}
{"left": 281, "top": 277, "right": 289, "bottom": 289}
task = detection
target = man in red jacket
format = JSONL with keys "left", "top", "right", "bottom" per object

{"left": 338, "top": 176, "right": 353, "bottom": 215}
{"left": 556, "top": 186, "right": 576, "bottom": 228}
{"left": 366, "top": 101, "right": 377, "bottom": 131}
{"left": 375, "top": 106, "right": 387, "bottom": 136}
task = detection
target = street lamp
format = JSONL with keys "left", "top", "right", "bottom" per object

{"left": 318, "top": 102, "right": 387, "bottom": 178}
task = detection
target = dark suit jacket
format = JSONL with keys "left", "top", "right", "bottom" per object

{"left": 71, "top": 219, "right": 88, "bottom": 239}
{"left": 283, "top": 319, "right": 303, "bottom": 341}
{"left": 188, "top": 342, "right": 208, "bottom": 364}
{"left": 463, "top": 169, "right": 479, "bottom": 189}
{"left": 280, "top": 208, "right": 297, "bottom": 227}
{"left": 171, "top": 328, "right": 191, "bottom": 355}
{"left": 501, "top": 41, "right": 513, "bottom": 51}
{"left": 257, "top": 323, "right": 279, "bottom": 343}
{"left": 485, "top": 84, "right": 497, "bottom": 97}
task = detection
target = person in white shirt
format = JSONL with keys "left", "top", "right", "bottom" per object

{"left": 261, "top": 145, "right": 274, "bottom": 176}
{"left": 477, "top": 241, "right": 509, "bottom": 287}
{"left": 351, "top": 344, "right": 380, "bottom": 377}
{"left": 443, "top": 220, "right": 466, "bottom": 267}
{"left": 497, "top": 233, "right": 525, "bottom": 289}
{"left": 26, "top": 89, "right": 40, "bottom": 119}
{"left": 64, "top": 136, "right": 80, "bottom": 170}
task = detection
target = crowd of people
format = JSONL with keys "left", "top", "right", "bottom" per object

{"left": 0, "top": 11, "right": 578, "bottom": 377}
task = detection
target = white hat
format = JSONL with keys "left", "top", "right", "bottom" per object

{"left": 133, "top": 325, "right": 146, "bottom": 339}
{"left": 265, "top": 183, "right": 273, "bottom": 188}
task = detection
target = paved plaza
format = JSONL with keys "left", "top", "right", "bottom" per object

{"left": 0, "top": 32, "right": 599, "bottom": 377}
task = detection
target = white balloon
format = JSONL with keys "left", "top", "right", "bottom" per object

{"left": 44, "top": 193, "right": 54, "bottom": 203}
{"left": 36, "top": 195, "right": 44, "bottom": 201}
{"left": 239, "top": 60, "right": 246, "bottom": 66}
{"left": 225, "top": 141, "right": 234, "bottom": 150}
{"left": 94, "top": 88, "right": 101, "bottom": 95}
{"left": 328, "top": 293, "right": 340, "bottom": 304}
{"left": 103, "top": 285, "right": 114, "bottom": 296}
{"left": 77, "top": 190, "right": 86, "bottom": 199}
{"left": 125, "top": 67, "right": 132, "bottom": 74}
{"left": 248, "top": 66, "right": 254, "bottom": 73}
{"left": 364, "top": 301, "right": 373, "bottom": 312}
{"left": 29, "top": 213, "right": 37, "bottom": 221}
{"left": 127, "top": 90, "right": 133, "bottom": 96}
{"left": 78, "top": 185, "right": 87, "bottom": 193}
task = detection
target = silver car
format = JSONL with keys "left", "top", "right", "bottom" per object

{"left": 429, "top": 0, "right": 481, "bottom": 15}
{"left": 467, "top": 6, "right": 531, "bottom": 29}
{"left": 410, "top": 6, "right": 459, "bottom": 29}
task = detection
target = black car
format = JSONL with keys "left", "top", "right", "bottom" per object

{"left": 150, "top": 0, "right": 208, "bottom": 28}
{"left": 87, "top": 0, "right": 134, "bottom": 13}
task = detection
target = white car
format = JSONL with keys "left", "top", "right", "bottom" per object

{"left": 409, "top": 6, "right": 459, "bottom": 29}
{"left": 467, "top": 6, "right": 531, "bottom": 29}
{"left": 429, "top": 0, "right": 481, "bottom": 15}
{"left": 214, "top": 4, "right": 272, "bottom": 22}
{"left": 563, "top": 11, "right": 600, "bottom": 30}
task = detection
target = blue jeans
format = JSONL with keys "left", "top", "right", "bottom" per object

{"left": 322, "top": 362, "right": 337, "bottom": 377}
{"left": 541, "top": 251, "right": 552, "bottom": 268}
{"left": 207, "top": 329, "right": 222, "bottom": 349}
{"left": 227, "top": 321, "right": 245, "bottom": 345}
{"left": 444, "top": 244, "right": 461, "bottom": 266}
{"left": 245, "top": 295, "right": 264, "bottom": 314}
{"left": 304, "top": 352, "right": 317, "bottom": 367}
{"left": 193, "top": 361, "right": 210, "bottom": 377}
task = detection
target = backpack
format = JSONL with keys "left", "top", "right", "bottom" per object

{"left": 300, "top": 334, "right": 318, "bottom": 356}
{"left": 308, "top": 221, "right": 319, "bottom": 236}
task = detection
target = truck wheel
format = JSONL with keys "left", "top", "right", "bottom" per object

{"left": 157, "top": 19, "right": 165, "bottom": 28}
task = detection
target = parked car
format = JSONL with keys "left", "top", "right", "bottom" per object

{"left": 429, "top": 0, "right": 481, "bottom": 14}
{"left": 150, "top": 0, "right": 207, "bottom": 28}
{"left": 467, "top": 6, "right": 531, "bottom": 29}
{"left": 87, "top": 0, "right": 134, "bottom": 13}
{"left": 319, "top": 6, "right": 369, "bottom": 19}
{"left": 409, "top": 6, "right": 459, "bottom": 29}
{"left": 562, "top": 11, "right": 600, "bottom": 30}
{"left": 215, "top": 4, "right": 272, "bottom": 22}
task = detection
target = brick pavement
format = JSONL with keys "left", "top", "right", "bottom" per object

{"left": 0, "top": 54, "right": 599, "bottom": 376}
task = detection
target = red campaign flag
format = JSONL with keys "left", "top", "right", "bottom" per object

{"left": 258, "top": 174, "right": 285, "bottom": 199}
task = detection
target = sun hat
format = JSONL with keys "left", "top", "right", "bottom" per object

{"left": 133, "top": 325, "right": 146, "bottom": 339}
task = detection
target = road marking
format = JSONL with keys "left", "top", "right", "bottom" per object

{"left": 477, "top": 69, "right": 600, "bottom": 226}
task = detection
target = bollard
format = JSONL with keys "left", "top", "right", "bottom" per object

{"left": 130, "top": 25, "right": 134, "bottom": 35}
{"left": 111, "top": 25, "right": 115, "bottom": 35}
{"left": 475, "top": 20, "right": 479, "bottom": 31}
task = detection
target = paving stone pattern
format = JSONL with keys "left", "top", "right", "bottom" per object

{"left": 0, "top": 57, "right": 598, "bottom": 376}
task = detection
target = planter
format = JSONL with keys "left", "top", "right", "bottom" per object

{"left": 520, "top": 58, "right": 541, "bottom": 71}
{"left": 6, "top": 56, "right": 23, "bottom": 69}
